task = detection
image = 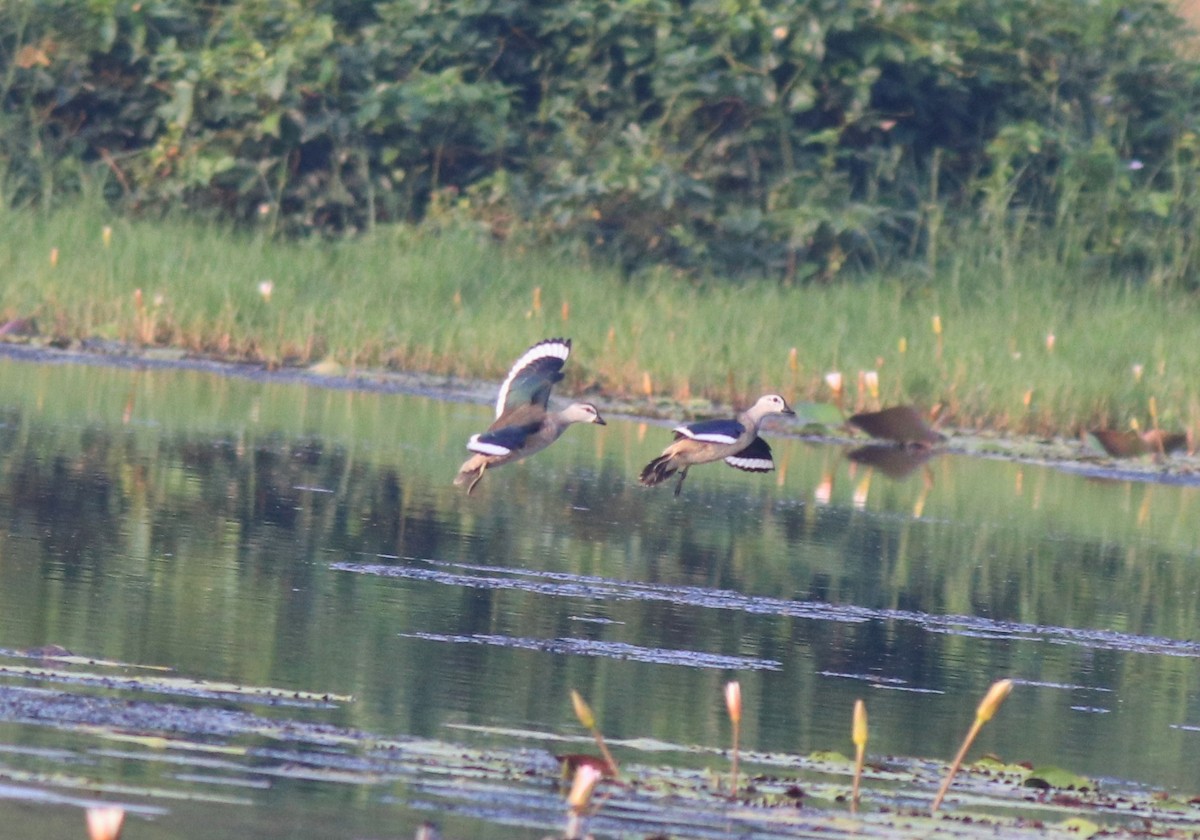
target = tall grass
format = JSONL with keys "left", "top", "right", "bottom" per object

{"left": 1, "top": 196, "right": 1198, "bottom": 437}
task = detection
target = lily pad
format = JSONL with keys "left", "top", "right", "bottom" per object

{"left": 1024, "top": 766, "right": 1096, "bottom": 791}
{"left": 791, "top": 401, "right": 845, "bottom": 427}
{"left": 1055, "top": 817, "right": 1102, "bottom": 836}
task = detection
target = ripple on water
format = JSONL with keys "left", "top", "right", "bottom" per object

{"left": 333, "top": 557, "right": 1200, "bottom": 661}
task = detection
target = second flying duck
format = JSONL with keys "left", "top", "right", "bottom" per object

{"left": 639, "top": 394, "right": 795, "bottom": 496}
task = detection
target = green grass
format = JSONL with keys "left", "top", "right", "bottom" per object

{"left": 2, "top": 196, "right": 1198, "bottom": 437}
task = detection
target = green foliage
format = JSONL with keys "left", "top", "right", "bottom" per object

{"left": 3, "top": 0, "right": 1200, "bottom": 281}
{"left": 1024, "top": 766, "right": 1096, "bottom": 791}
{"left": 4, "top": 197, "right": 1200, "bottom": 435}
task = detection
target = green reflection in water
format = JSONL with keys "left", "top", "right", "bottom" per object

{"left": 0, "top": 354, "right": 1198, "bottom": 837}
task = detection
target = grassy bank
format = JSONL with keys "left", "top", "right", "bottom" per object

{"left": 1, "top": 198, "right": 1198, "bottom": 438}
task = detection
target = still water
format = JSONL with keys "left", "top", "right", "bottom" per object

{"left": 0, "top": 351, "right": 1199, "bottom": 837}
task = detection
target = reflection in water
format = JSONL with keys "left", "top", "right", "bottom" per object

{"left": 0, "top": 355, "right": 1199, "bottom": 837}
{"left": 846, "top": 444, "right": 937, "bottom": 481}
{"left": 845, "top": 444, "right": 937, "bottom": 516}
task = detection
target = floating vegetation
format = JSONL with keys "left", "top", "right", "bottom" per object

{"left": 0, "top": 663, "right": 350, "bottom": 708}
{"left": 1, "top": 651, "right": 1196, "bottom": 837}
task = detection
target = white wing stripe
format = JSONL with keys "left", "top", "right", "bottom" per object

{"left": 674, "top": 426, "right": 739, "bottom": 445}
{"left": 495, "top": 339, "right": 572, "bottom": 417}
{"left": 725, "top": 455, "right": 774, "bottom": 472}
{"left": 468, "top": 435, "right": 512, "bottom": 456}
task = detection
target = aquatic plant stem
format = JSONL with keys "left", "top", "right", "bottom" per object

{"left": 851, "top": 698, "right": 867, "bottom": 814}
{"left": 931, "top": 678, "right": 1014, "bottom": 814}
{"left": 570, "top": 689, "right": 619, "bottom": 777}
{"left": 726, "top": 681, "right": 742, "bottom": 798}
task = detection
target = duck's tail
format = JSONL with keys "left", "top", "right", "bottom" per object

{"left": 639, "top": 454, "right": 677, "bottom": 487}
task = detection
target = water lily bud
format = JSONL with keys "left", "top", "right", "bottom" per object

{"left": 863, "top": 370, "right": 879, "bottom": 400}
{"left": 852, "top": 699, "right": 868, "bottom": 748}
{"left": 570, "top": 689, "right": 596, "bottom": 730}
{"left": 86, "top": 807, "right": 125, "bottom": 840}
{"left": 725, "top": 681, "right": 742, "bottom": 725}
{"left": 566, "top": 763, "right": 603, "bottom": 813}
{"left": 975, "top": 678, "right": 1013, "bottom": 724}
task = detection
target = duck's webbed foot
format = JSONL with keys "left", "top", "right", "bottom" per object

{"left": 466, "top": 463, "right": 487, "bottom": 495}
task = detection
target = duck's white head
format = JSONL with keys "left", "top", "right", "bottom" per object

{"left": 561, "top": 402, "right": 607, "bottom": 425}
{"left": 746, "top": 393, "right": 795, "bottom": 421}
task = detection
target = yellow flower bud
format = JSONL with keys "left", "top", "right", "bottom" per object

{"left": 570, "top": 689, "right": 595, "bottom": 730}
{"left": 852, "top": 699, "right": 868, "bottom": 747}
{"left": 975, "top": 678, "right": 1013, "bottom": 724}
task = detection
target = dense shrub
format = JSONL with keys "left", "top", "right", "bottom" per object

{"left": 3, "top": 0, "right": 1200, "bottom": 283}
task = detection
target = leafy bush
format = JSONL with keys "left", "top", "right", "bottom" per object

{"left": 2, "top": 0, "right": 1200, "bottom": 283}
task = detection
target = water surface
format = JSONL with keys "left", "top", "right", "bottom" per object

{"left": 0, "top": 353, "right": 1198, "bottom": 837}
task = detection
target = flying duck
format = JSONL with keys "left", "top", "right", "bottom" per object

{"left": 847, "top": 405, "right": 945, "bottom": 448}
{"left": 639, "top": 394, "right": 795, "bottom": 496}
{"left": 454, "top": 338, "right": 605, "bottom": 494}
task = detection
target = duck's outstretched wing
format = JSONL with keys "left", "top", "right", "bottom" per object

{"left": 468, "top": 420, "right": 543, "bottom": 456}
{"left": 724, "top": 436, "right": 775, "bottom": 472}
{"left": 673, "top": 418, "right": 746, "bottom": 445}
{"left": 495, "top": 338, "right": 572, "bottom": 419}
